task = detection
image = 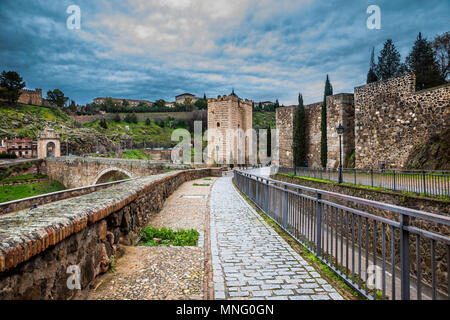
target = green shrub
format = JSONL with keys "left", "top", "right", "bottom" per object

{"left": 140, "top": 226, "right": 199, "bottom": 247}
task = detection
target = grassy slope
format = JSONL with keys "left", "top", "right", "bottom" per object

{"left": 122, "top": 149, "right": 151, "bottom": 160}
{"left": 84, "top": 119, "right": 178, "bottom": 146}
{"left": 253, "top": 111, "right": 276, "bottom": 129}
{"left": 0, "top": 104, "right": 73, "bottom": 138}
{"left": 0, "top": 180, "right": 66, "bottom": 203}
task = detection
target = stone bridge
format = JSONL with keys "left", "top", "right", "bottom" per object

{"left": 43, "top": 156, "right": 192, "bottom": 188}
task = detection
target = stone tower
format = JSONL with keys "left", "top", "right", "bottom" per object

{"left": 207, "top": 92, "right": 253, "bottom": 165}
{"left": 37, "top": 127, "right": 61, "bottom": 158}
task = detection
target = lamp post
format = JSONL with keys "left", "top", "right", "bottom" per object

{"left": 336, "top": 123, "right": 344, "bottom": 184}
{"left": 293, "top": 140, "right": 297, "bottom": 176}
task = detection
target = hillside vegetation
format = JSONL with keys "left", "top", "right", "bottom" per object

{"left": 406, "top": 129, "right": 450, "bottom": 170}
{"left": 0, "top": 104, "right": 276, "bottom": 153}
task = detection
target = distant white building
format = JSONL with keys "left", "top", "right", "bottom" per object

{"left": 175, "top": 93, "right": 200, "bottom": 104}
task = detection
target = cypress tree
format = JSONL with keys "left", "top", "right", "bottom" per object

{"left": 267, "top": 125, "right": 272, "bottom": 158}
{"left": 405, "top": 32, "right": 445, "bottom": 90}
{"left": 293, "top": 93, "right": 307, "bottom": 166}
{"left": 320, "top": 75, "right": 333, "bottom": 168}
{"left": 367, "top": 47, "right": 379, "bottom": 83}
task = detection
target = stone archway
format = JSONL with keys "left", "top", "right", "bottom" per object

{"left": 93, "top": 167, "right": 133, "bottom": 185}
{"left": 37, "top": 127, "right": 61, "bottom": 158}
{"left": 46, "top": 142, "right": 56, "bottom": 158}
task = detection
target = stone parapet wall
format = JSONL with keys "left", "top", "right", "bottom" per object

{"left": 0, "top": 168, "right": 221, "bottom": 299}
{"left": 355, "top": 73, "right": 450, "bottom": 168}
{"left": 44, "top": 156, "right": 193, "bottom": 188}
{"left": 0, "top": 179, "right": 129, "bottom": 216}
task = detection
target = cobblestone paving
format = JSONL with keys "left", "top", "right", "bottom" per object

{"left": 88, "top": 246, "right": 204, "bottom": 300}
{"left": 210, "top": 176, "right": 345, "bottom": 300}
{"left": 87, "top": 178, "right": 217, "bottom": 300}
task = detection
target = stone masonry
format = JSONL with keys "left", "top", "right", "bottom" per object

{"left": 0, "top": 168, "right": 221, "bottom": 299}
{"left": 207, "top": 93, "right": 253, "bottom": 165}
{"left": 277, "top": 73, "right": 449, "bottom": 169}
{"left": 276, "top": 95, "right": 354, "bottom": 169}
{"left": 43, "top": 156, "right": 192, "bottom": 188}
{"left": 355, "top": 73, "right": 449, "bottom": 168}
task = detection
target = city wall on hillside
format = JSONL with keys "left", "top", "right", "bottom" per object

{"left": 71, "top": 110, "right": 207, "bottom": 125}
{"left": 276, "top": 73, "right": 450, "bottom": 169}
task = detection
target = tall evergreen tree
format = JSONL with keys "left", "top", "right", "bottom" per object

{"left": 0, "top": 71, "right": 26, "bottom": 105}
{"left": 376, "top": 39, "right": 404, "bottom": 80}
{"left": 293, "top": 93, "right": 307, "bottom": 167}
{"left": 367, "top": 47, "right": 379, "bottom": 83}
{"left": 266, "top": 125, "right": 272, "bottom": 158}
{"left": 274, "top": 99, "right": 280, "bottom": 109}
{"left": 320, "top": 75, "right": 333, "bottom": 168}
{"left": 406, "top": 32, "right": 445, "bottom": 90}
{"left": 432, "top": 31, "right": 449, "bottom": 81}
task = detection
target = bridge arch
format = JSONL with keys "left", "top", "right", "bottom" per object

{"left": 92, "top": 167, "right": 133, "bottom": 185}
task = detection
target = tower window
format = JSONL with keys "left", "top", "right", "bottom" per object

{"left": 217, "top": 122, "right": 220, "bottom": 127}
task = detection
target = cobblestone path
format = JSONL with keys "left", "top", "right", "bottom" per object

{"left": 210, "top": 176, "right": 345, "bottom": 300}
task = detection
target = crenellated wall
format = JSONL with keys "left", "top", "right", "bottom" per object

{"left": 207, "top": 94, "right": 253, "bottom": 165}
{"left": 0, "top": 168, "right": 221, "bottom": 300}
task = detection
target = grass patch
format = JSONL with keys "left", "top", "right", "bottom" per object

{"left": 279, "top": 173, "right": 449, "bottom": 201}
{"left": 193, "top": 183, "right": 210, "bottom": 186}
{"left": 203, "top": 178, "right": 212, "bottom": 181}
{"left": 121, "top": 149, "right": 151, "bottom": 160}
{"left": 139, "top": 226, "right": 199, "bottom": 247}
{"left": 231, "top": 178, "right": 366, "bottom": 300}
{"left": 0, "top": 180, "right": 66, "bottom": 203}
{"left": 1, "top": 173, "right": 47, "bottom": 183}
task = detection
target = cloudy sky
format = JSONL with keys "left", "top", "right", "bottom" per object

{"left": 0, "top": 0, "right": 448, "bottom": 105}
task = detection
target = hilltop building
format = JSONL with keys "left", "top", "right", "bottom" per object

{"left": 93, "top": 97, "right": 153, "bottom": 107}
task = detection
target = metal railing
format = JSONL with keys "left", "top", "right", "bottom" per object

{"left": 278, "top": 167, "right": 450, "bottom": 197}
{"left": 234, "top": 170, "right": 450, "bottom": 300}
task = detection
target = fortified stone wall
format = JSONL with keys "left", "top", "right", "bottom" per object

{"left": 355, "top": 73, "right": 450, "bottom": 168}
{"left": 70, "top": 111, "right": 207, "bottom": 125}
{"left": 276, "top": 95, "right": 354, "bottom": 169}
{"left": 18, "top": 88, "right": 43, "bottom": 106}
{"left": 207, "top": 95, "right": 253, "bottom": 165}
{"left": 277, "top": 73, "right": 448, "bottom": 170}
{"left": 326, "top": 94, "right": 355, "bottom": 168}
{"left": 0, "top": 168, "right": 221, "bottom": 300}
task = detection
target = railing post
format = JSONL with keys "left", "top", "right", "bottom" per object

{"left": 315, "top": 192, "right": 322, "bottom": 257}
{"left": 354, "top": 168, "right": 356, "bottom": 185}
{"left": 400, "top": 214, "right": 411, "bottom": 300}
{"left": 371, "top": 169, "right": 374, "bottom": 187}
{"left": 422, "top": 171, "right": 427, "bottom": 195}
{"left": 393, "top": 170, "right": 396, "bottom": 191}
{"left": 283, "top": 185, "right": 288, "bottom": 229}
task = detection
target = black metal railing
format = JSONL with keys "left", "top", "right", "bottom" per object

{"left": 234, "top": 170, "right": 450, "bottom": 300}
{"left": 278, "top": 167, "right": 450, "bottom": 197}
